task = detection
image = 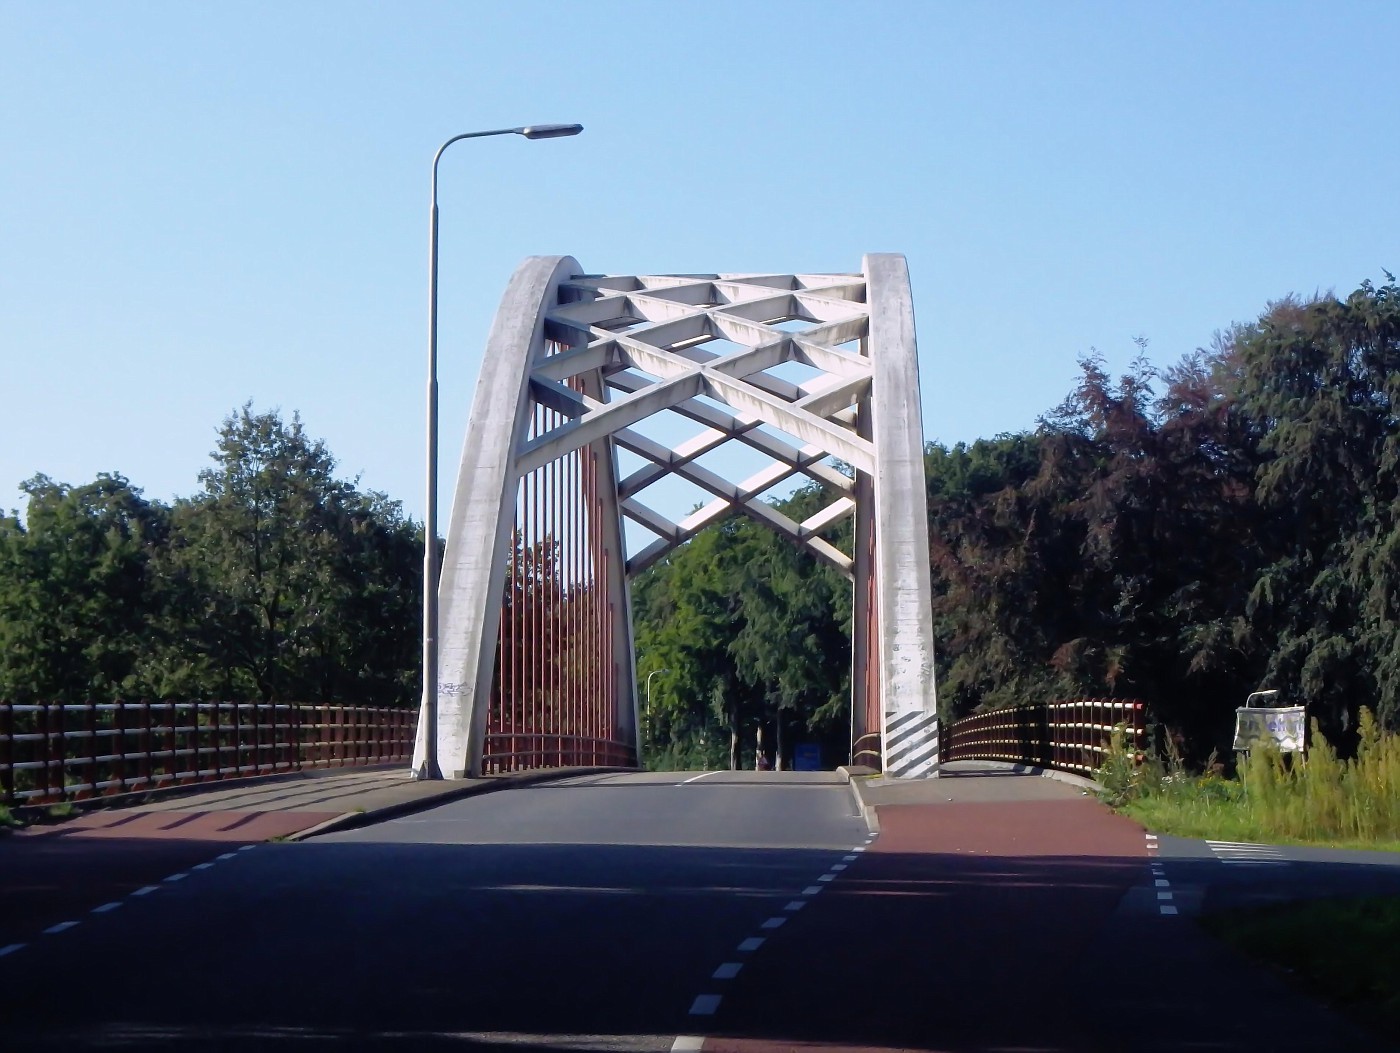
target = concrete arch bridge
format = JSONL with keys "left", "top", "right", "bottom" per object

{"left": 412, "top": 254, "right": 938, "bottom": 780}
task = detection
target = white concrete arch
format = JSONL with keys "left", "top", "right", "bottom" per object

{"left": 413, "top": 255, "right": 939, "bottom": 779}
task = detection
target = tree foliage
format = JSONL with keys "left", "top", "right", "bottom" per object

{"left": 0, "top": 406, "right": 421, "bottom": 707}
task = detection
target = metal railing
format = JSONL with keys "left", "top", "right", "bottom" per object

{"left": 480, "top": 733, "right": 635, "bottom": 774}
{"left": 0, "top": 701, "right": 416, "bottom": 807}
{"left": 941, "top": 697, "right": 1146, "bottom": 777}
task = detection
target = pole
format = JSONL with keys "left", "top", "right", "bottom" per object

{"left": 418, "top": 124, "right": 583, "bottom": 780}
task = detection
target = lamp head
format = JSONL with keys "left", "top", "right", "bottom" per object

{"left": 519, "top": 123, "right": 584, "bottom": 140}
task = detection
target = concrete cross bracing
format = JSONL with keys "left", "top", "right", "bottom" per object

{"left": 412, "top": 255, "right": 939, "bottom": 780}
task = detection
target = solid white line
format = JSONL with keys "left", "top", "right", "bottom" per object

{"left": 802, "top": 886, "right": 823, "bottom": 895}
{"left": 92, "top": 902, "right": 122, "bottom": 913}
{"left": 737, "top": 937, "right": 764, "bottom": 952}
{"left": 785, "top": 900, "right": 806, "bottom": 911}
{"left": 672, "top": 1038, "right": 705, "bottom": 1052}
{"left": 1160, "top": 905, "right": 1179, "bottom": 915}
{"left": 761, "top": 917, "right": 786, "bottom": 930}
{"left": 0, "top": 943, "right": 25, "bottom": 957}
{"left": 689, "top": 995, "right": 722, "bottom": 1016}
{"left": 712, "top": 962, "right": 743, "bottom": 980}
{"left": 679, "top": 771, "right": 722, "bottom": 786}
{"left": 130, "top": 886, "right": 159, "bottom": 896}
{"left": 43, "top": 921, "right": 79, "bottom": 935}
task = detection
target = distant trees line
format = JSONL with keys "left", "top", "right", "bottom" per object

{"left": 4, "top": 275, "right": 1398, "bottom": 767}
{"left": 0, "top": 405, "right": 422, "bottom": 708}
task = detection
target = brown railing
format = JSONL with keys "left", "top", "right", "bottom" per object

{"left": 941, "top": 697, "right": 1146, "bottom": 777}
{"left": 0, "top": 701, "right": 415, "bottom": 807}
{"left": 480, "top": 733, "right": 635, "bottom": 774}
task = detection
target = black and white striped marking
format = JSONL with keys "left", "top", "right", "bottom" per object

{"left": 883, "top": 709, "right": 940, "bottom": 778}
{"left": 1207, "top": 840, "right": 1288, "bottom": 866}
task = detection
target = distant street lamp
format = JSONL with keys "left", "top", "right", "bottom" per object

{"left": 418, "top": 123, "right": 584, "bottom": 781}
{"left": 645, "top": 668, "right": 670, "bottom": 746}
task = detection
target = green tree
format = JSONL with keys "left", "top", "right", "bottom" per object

{"left": 0, "top": 474, "right": 168, "bottom": 701}
{"left": 148, "top": 405, "right": 420, "bottom": 705}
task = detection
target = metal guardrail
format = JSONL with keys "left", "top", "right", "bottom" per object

{"left": 480, "top": 733, "right": 635, "bottom": 774}
{"left": 0, "top": 701, "right": 415, "bottom": 806}
{"left": 942, "top": 697, "right": 1146, "bottom": 777}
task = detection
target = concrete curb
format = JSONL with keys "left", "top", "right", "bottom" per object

{"left": 836, "top": 765, "right": 881, "bottom": 834}
{"left": 284, "top": 766, "right": 632, "bottom": 841}
{"left": 958, "top": 759, "right": 1102, "bottom": 793}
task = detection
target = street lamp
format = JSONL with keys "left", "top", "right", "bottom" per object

{"left": 418, "top": 122, "right": 584, "bottom": 781}
{"left": 644, "top": 668, "right": 670, "bottom": 748}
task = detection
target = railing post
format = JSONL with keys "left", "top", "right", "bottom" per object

{"left": 0, "top": 701, "right": 13, "bottom": 808}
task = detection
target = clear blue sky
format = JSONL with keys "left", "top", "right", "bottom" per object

{"left": 3, "top": 1, "right": 1397, "bottom": 525}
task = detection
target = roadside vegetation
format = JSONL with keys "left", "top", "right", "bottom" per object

{"left": 1096, "top": 711, "right": 1400, "bottom": 850}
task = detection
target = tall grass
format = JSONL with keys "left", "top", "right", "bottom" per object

{"left": 1104, "top": 710, "right": 1400, "bottom": 848}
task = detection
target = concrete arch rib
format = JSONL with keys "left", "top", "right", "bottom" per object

{"left": 866, "top": 253, "right": 940, "bottom": 776}
{"left": 413, "top": 255, "right": 587, "bottom": 778}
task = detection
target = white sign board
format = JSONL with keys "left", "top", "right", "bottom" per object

{"left": 1233, "top": 706, "right": 1307, "bottom": 753}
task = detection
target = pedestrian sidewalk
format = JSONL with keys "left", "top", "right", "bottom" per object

{"left": 12, "top": 764, "right": 620, "bottom": 843}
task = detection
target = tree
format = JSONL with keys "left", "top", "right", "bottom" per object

{"left": 148, "top": 405, "right": 420, "bottom": 705}
{"left": 0, "top": 474, "right": 168, "bottom": 701}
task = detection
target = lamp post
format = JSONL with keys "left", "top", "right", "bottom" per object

{"left": 419, "top": 123, "right": 584, "bottom": 781}
{"left": 644, "top": 668, "right": 670, "bottom": 753}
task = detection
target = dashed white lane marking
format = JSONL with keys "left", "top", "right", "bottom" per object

{"left": 1157, "top": 891, "right": 1174, "bottom": 901}
{"left": 830, "top": 863, "right": 847, "bottom": 871}
{"left": 689, "top": 995, "right": 722, "bottom": 1016}
{"left": 818, "top": 874, "right": 835, "bottom": 883}
{"left": 43, "top": 921, "right": 79, "bottom": 935}
{"left": 760, "top": 916, "right": 787, "bottom": 930}
{"left": 237, "top": 844, "right": 257, "bottom": 852}
{"left": 1155, "top": 879, "right": 1170, "bottom": 887}
{"left": 164, "top": 873, "right": 188, "bottom": 882}
{"left": 1161, "top": 905, "right": 1179, "bottom": 915}
{"left": 802, "top": 885, "right": 823, "bottom": 895}
{"left": 217, "top": 852, "right": 237, "bottom": 861}
{"left": 679, "top": 771, "right": 723, "bottom": 786}
{"left": 131, "top": 886, "right": 159, "bottom": 896}
{"left": 712, "top": 962, "right": 743, "bottom": 980}
{"left": 737, "top": 937, "right": 764, "bottom": 952}
{"left": 843, "top": 854, "right": 858, "bottom": 861}
{"left": 0, "top": 943, "right": 25, "bottom": 958}
{"left": 785, "top": 900, "right": 806, "bottom": 912}
{"left": 672, "top": 1037, "right": 705, "bottom": 1052}
{"left": 92, "top": 902, "right": 123, "bottom": 914}
{"left": 192, "top": 862, "right": 215, "bottom": 871}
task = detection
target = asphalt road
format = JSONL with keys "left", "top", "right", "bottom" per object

{"left": 5, "top": 769, "right": 1399, "bottom": 1052}
{"left": 0, "top": 770, "right": 867, "bottom": 1051}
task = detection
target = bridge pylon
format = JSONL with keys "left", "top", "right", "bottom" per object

{"left": 412, "top": 255, "right": 939, "bottom": 778}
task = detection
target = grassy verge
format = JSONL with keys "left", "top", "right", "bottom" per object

{"left": 1203, "top": 897, "right": 1400, "bottom": 1034}
{"left": 1099, "top": 708, "right": 1400, "bottom": 849}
